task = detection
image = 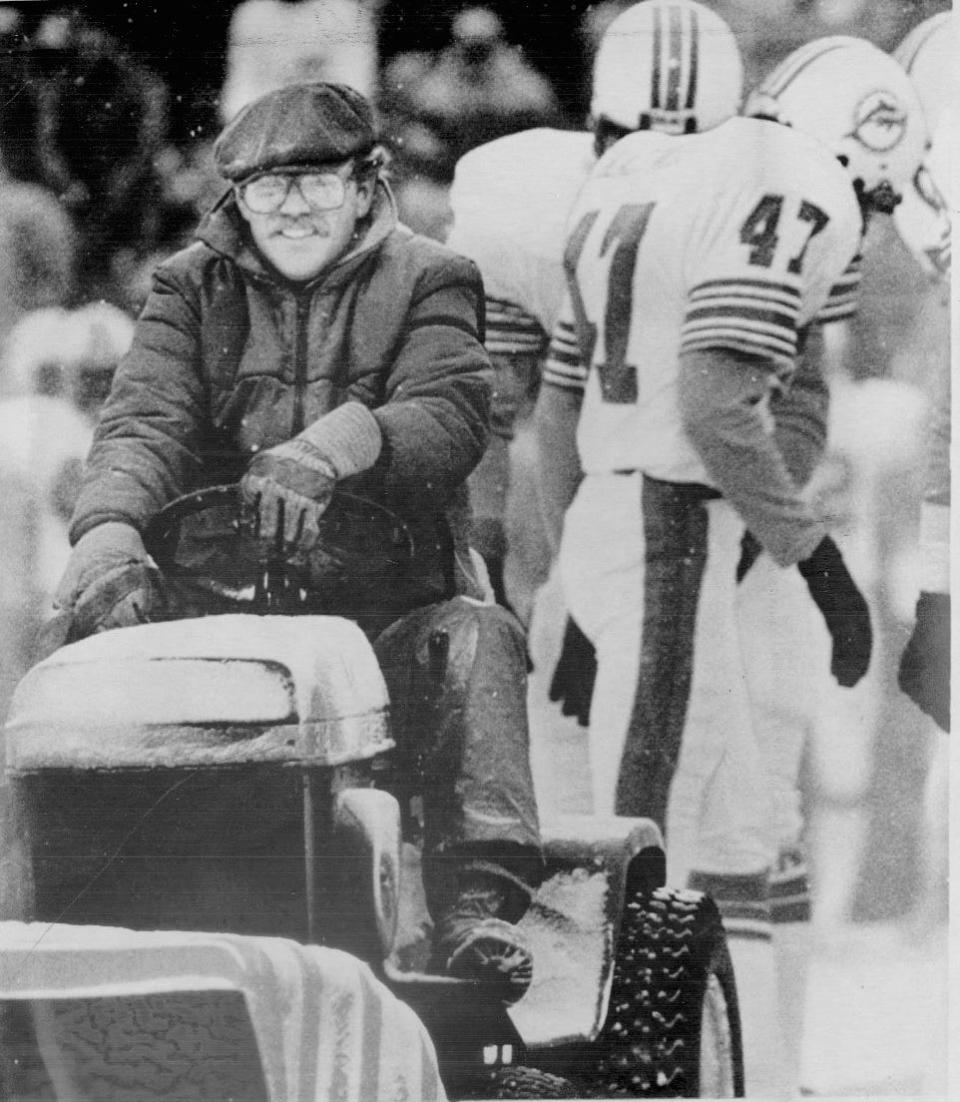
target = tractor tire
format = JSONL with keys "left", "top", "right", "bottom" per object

{"left": 587, "top": 886, "right": 744, "bottom": 1098}
{"left": 327, "top": 788, "right": 402, "bottom": 960}
{"left": 484, "top": 1065, "right": 579, "bottom": 1099}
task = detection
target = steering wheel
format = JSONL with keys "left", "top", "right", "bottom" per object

{"left": 143, "top": 484, "right": 415, "bottom": 616}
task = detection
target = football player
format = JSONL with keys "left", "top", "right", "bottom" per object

{"left": 748, "top": 22, "right": 952, "bottom": 1088}
{"left": 891, "top": 18, "right": 953, "bottom": 1034}
{"left": 446, "top": 0, "right": 743, "bottom": 630}
{"left": 891, "top": 11, "right": 952, "bottom": 730}
{"left": 535, "top": 36, "right": 928, "bottom": 1096}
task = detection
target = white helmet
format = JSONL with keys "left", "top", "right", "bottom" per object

{"left": 893, "top": 14, "right": 955, "bottom": 274}
{"left": 746, "top": 36, "right": 929, "bottom": 214}
{"left": 893, "top": 12, "right": 955, "bottom": 134}
{"left": 591, "top": 0, "right": 743, "bottom": 135}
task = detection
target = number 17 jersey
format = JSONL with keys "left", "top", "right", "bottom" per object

{"left": 545, "top": 117, "right": 862, "bottom": 483}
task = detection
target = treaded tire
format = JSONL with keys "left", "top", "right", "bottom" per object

{"left": 587, "top": 885, "right": 744, "bottom": 1097}
{"left": 484, "top": 1065, "right": 579, "bottom": 1098}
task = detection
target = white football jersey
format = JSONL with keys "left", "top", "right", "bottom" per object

{"left": 545, "top": 117, "right": 862, "bottom": 482}
{"left": 447, "top": 128, "right": 597, "bottom": 355}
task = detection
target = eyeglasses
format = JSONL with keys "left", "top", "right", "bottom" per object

{"left": 236, "top": 171, "right": 351, "bottom": 214}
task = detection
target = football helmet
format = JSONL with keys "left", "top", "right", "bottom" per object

{"left": 745, "top": 36, "right": 929, "bottom": 215}
{"left": 591, "top": 0, "right": 743, "bottom": 135}
{"left": 894, "top": 12, "right": 955, "bottom": 134}
{"left": 893, "top": 14, "right": 954, "bottom": 274}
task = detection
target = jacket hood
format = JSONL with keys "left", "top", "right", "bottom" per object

{"left": 195, "top": 177, "right": 400, "bottom": 286}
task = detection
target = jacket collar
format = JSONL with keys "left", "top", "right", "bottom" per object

{"left": 196, "top": 178, "right": 400, "bottom": 288}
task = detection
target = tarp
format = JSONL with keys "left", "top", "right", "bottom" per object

{"left": 0, "top": 921, "right": 446, "bottom": 1101}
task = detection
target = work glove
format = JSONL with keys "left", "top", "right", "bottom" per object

{"left": 54, "top": 521, "right": 167, "bottom": 639}
{"left": 240, "top": 403, "right": 382, "bottom": 552}
{"left": 241, "top": 436, "right": 338, "bottom": 550}
{"left": 796, "top": 535, "right": 872, "bottom": 688}
{"left": 898, "top": 590, "right": 950, "bottom": 732}
{"left": 548, "top": 615, "right": 597, "bottom": 727}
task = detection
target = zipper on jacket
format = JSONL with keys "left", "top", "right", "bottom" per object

{"left": 292, "top": 292, "right": 311, "bottom": 435}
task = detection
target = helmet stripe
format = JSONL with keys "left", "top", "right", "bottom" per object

{"left": 765, "top": 39, "right": 851, "bottom": 98}
{"left": 651, "top": 4, "right": 663, "bottom": 109}
{"left": 665, "top": 4, "right": 683, "bottom": 112}
{"left": 686, "top": 6, "right": 699, "bottom": 110}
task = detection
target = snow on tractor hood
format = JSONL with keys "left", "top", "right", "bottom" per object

{"left": 4, "top": 614, "right": 392, "bottom": 772}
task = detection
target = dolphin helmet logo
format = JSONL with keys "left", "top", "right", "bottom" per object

{"left": 851, "top": 90, "right": 907, "bottom": 152}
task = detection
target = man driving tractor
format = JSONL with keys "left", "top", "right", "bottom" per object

{"left": 53, "top": 81, "right": 543, "bottom": 1005}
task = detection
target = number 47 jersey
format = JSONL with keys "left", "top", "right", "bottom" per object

{"left": 545, "top": 116, "right": 863, "bottom": 484}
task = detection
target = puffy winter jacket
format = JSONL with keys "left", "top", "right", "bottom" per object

{"left": 70, "top": 183, "right": 492, "bottom": 606}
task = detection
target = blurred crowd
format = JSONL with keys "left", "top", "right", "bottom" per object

{"left": 0, "top": 0, "right": 950, "bottom": 962}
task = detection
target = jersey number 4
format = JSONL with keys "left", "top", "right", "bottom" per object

{"left": 740, "top": 194, "right": 829, "bottom": 275}
{"left": 564, "top": 202, "right": 655, "bottom": 404}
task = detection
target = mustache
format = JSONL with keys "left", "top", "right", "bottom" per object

{"left": 270, "top": 220, "right": 330, "bottom": 235}
{"left": 269, "top": 217, "right": 330, "bottom": 235}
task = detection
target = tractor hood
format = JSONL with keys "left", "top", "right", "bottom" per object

{"left": 4, "top": 615, "right": 392, "bottom": 772}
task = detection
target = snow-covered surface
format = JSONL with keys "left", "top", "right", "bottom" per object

{"left": 510, "top": 866, "right": 611, "bottom": 1046}
{"left": 5, "top": 614, "right": 392, "bottom": 769}
{"left": 800, "top": 922, "right": 950, "bottom": 1099}
{"left": 540, "top": 812, "right": 662, "bottom": 850}
{"left": 392, "top": 843, "right": 614, "bottom": 1048}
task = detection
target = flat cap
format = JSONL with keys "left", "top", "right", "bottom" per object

{"left": 214, "top": 82, "right": 377, "bottom": 181}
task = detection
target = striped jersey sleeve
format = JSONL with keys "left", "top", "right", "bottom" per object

{"left": 484, "top": 295, "right": 548, "bottom": 357}
{"left": 680, "top": 277, "right": 803, "bottom": 369}
{"left": 543, "top": 297, "right": 588, "bottom": 392}
{"left": 814, "top": 253, "right": 862, "bottom": 324}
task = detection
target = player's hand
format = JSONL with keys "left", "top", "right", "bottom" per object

{"left": 548, "top": 615, "right": 597, "bottom": 727}
{"left": 736, "top": 530, "right": 763, "bottom": 583}
{"left": 797, "top": 535, "right": 872, "bottom": 687}
{"left": 241, "top": 437, "right": 337, "bottom": 550}
{"left": 898, "top": 591, "right": 950, "bottom": 732}
{"left": 55, "top": 522, "right": 168, "bottom": 638}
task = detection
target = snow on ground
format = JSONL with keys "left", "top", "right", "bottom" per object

{"left": 526, "top": 570, "right": 952, "bottom": 1100}
{"left": 800, "top": 922, "right": 949, "bottom": 1099}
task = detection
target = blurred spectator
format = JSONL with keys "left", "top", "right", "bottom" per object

{"left": 220, "top": 0, "right": 382, "bottom": 123}
{"left": 0, "top": 180, "right": 76, "bottom": 356}
{"left": 716, "top": 0, "right": 952, "bottom": 90}
{"left": 118, "top": 140, "right": 227, "bottom": 314}
{"left": 2, "top": 301, "right": 134, "bottom": 417}
{"left": 381, "top": 7, "right": 562, "bottom": 236}
{"left": 0, "top": 6, "right": 41, "bottom": 184}
{"left": 0, "top": 299, "right": 132, "bottom": 718}
{"left": 0, "top": 10, "right": 169, "bottom": 308}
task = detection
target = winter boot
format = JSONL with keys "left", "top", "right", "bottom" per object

{"left": 428, "top": 872, "right": 533, "bottom": 1004}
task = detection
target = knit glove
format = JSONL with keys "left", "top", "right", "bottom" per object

{"left": 55, "top": 521, "right": 166, "bottom": 638}
{"left": 797, "top": 535, "right": 872, "bottom": 687}
{"left": 240, "top": 402, "right": 382, "bottom": 551}
{"left": 898, "top": 591, "right": 950, "bottom": 732}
